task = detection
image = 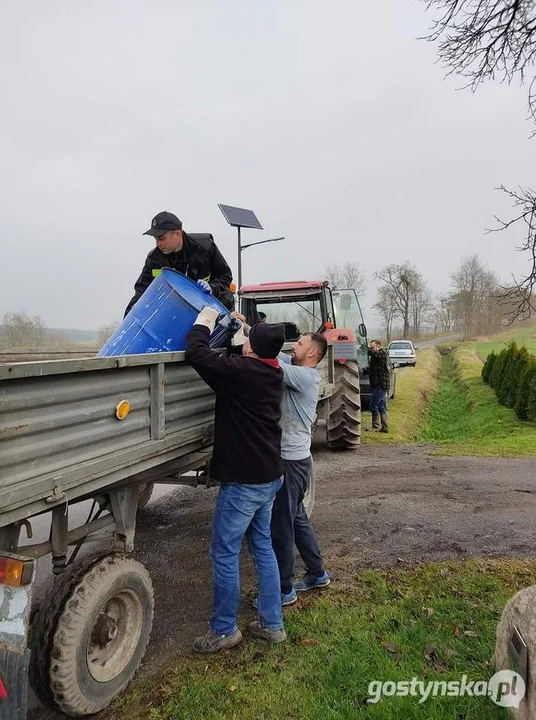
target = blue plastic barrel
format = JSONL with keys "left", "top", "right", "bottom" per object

{"left": 98, "top": 268, "right": 234, "bottom": 356}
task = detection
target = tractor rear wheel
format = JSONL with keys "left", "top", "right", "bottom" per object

{"left": 327, "top": 360, "right": 361, "bottom": 450}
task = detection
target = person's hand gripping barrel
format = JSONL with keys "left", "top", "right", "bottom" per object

{"left": 197, "top": 279, "right": 212, "bottom": 294}
{"left": 194, "top": 307, "right": 219, "bottom": 332}
{"left": 230, "top": 312, "right": 249, "bottom": 346}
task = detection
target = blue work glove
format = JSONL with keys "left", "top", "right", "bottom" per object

{"left": 197, "top": 279, "right": 212, "bottom": 294}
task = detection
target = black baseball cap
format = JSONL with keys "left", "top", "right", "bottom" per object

{"left": 143, "top": 211, "right": 183, "bottom": 237}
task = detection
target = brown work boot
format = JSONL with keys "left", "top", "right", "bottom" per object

{"left": 370, "top": 413, "right": 381, "bottom": 431}
{"left": 380, "top": 414, "right": 389, "bottom": 433}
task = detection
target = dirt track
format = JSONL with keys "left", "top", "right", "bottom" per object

{"left": 132, "top": 437, "right": 536, "bottom": 665}
{"left": 30, "top": 435, "right": 536, "bottom": 718}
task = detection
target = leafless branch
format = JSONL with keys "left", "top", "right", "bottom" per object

{"left": 423, "top": 0, "right": 536, "bottom": 113}
{"left": 488, "top": 184, "right": 536, "bottom": 320}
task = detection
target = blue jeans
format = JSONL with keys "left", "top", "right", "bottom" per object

{"left": 370, "top": 385, "right": 387, "bottom": 416}
{"left": 210, "top": 479, "right": 284, "bottom": 635}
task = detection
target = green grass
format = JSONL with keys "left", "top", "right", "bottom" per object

{"left": 475, "top": 325, "right": 536, "bottom": 360}
{"left": 420, "top": 345, "right": 536, "bottom": 456}
{"left": 362, "top": 347, "right": 441, "bottom": 444}
{"left": 107, "top": 559, "right": 536, "bottom": 720}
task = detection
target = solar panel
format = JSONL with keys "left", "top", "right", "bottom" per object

{"left": 218, "top": 204, "right": 263, "bottom": 230}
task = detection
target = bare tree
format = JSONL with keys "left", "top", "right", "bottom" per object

{"left": 434, "top": 293, "right": 458, "bottom": 333}
{"left": 424, "top": 1, "right": 536, "bottom": 319}
{"left": 375, "top": 263, "right": 423, "bottom": 338}
{"left": 373, "top": 285, "right": 398, "bottom": 342}
{"left": 486, "top": 184, "right": 536, "bottom": 320}
{"left": 410, "top": 275, "right": 434, "bottom": 336}
{"left": 450, "top": 255, "right": 503, "bottom": 337}
{"left": 424, "top": 1, "right": 536, "bottom": 98}
{"left": 324, "top": 263, "right": 367, "bottom": 296}
{"left": 2, "top": 312, "right": 46, "bottom": 347}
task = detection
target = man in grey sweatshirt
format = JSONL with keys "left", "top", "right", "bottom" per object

{"left": 270, "top": 332, "right": 331, "bottom": 605}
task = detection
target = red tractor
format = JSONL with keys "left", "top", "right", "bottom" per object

{"left": 239, "top": 280, "right": 394, "bottom": 450}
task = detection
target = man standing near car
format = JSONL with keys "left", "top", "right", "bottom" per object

{"left": 186, "top": 310, "right": 287, "bottom": 653}
{"left": 368, "top": 339, "right": 390, "bottom": 433}
{"left": 125, "top": 211, "right": 234, "bottom": 316}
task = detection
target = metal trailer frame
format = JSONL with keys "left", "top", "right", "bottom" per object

{"left": 0, "top": 351, "right": 217, "bottom": 718}
{"left": 0, "top": 346, "right": 335, "bottom": 718}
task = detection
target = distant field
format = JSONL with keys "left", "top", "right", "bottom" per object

{"left": 0, "top": 347, "right": 97, "bottom": 363}
{"left": 475, "top": 325, "right": 536, "bottom": 359}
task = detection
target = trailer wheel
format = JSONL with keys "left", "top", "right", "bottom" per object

{"left": 137, "top": 482, "right": 155, "bottom": 510}
{"left": 303, "top": 456, "right": 316, "bottom": 517}
{"left": 30, "top": 554, "right": 154, "bottom": 717}
{"left": 327, "top": 360, "right": 361, "bottom": 450}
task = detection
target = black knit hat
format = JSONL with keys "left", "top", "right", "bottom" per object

{"left": 249, "top": 323, "right": 285, "bottom": 359}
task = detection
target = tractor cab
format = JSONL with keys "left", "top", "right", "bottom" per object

{"left": 240, "top": 280, "right": 368, "bottom": 364}
{"left": 239, "top": 280, "right": 395, "bottom": 405}
{"left": 240, "top": 281, "right": 330, "bottom": 337}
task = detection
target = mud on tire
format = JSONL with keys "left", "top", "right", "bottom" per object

{"left": 327, "top": 360, "right": 361, "bottom": 449}
{"left": 30, "top": 553, "right": 154, "bottom": 717}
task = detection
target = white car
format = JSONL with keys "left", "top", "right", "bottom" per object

{"left": 388, "top": 340, "right": 417, "bottom": 367}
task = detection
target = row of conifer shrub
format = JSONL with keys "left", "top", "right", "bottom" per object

{"left": 482, "top": 342, "right": 536, "bottom": 421}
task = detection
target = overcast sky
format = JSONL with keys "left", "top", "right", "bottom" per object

{"left": 1, "top": 0, "right": 535, "bottom": 330}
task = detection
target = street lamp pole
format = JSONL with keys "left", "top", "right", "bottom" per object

{"left": 237, "top": 226, "right": 243, "bottom": 291}
{"left": 217, "top": 204, "right": 284, "bottom": 290}
{"left": 241, "top": 236, "right": 285, "bottom": 251}
{"left": 237, "top": 227, "right": 242, "bottom": 290}
{"left": 239, "top": 236, "right": 285, "bottom": 289}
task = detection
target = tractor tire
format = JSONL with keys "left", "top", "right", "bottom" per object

{"left": 137, "top": 482, "right": 155, "bottom": 511}
{"left": 327, "top": 360, "right": 361, "bottom": 450}
{"left": 303, "top": 456, "right": 316, "bottom": 518}
{"left": 29, "top": 553, "right": 154, "bottom": 717}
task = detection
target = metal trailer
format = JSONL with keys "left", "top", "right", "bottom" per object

{"left": 0, "top": 346, "right": 335, "bottom": 718}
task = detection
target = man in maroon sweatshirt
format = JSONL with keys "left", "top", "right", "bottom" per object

{"left": 185, "top": 307, "right": 286, "bottom": 653}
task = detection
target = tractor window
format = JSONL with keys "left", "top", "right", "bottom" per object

{"left": 253, "top": 298, "right": 323, "bottom": 337}
{"left": 332, "top": 290, "right": 366, "bottom": 340}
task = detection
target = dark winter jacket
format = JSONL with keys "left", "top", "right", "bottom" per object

{"left": 369, "top": 347, "right": 391, "bottom": 390}
{"left": 185, "top": 325, "right": 284, "bottom": 485}
{"left": 125, "top": 232, "right": 233, "bottom": 316}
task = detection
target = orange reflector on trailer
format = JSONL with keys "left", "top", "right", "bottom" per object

{"left": 115, "top": 400, "right": 131, "bottom": 420}
{"left": 0, "top": 556, "right": 32, "bottom": 587}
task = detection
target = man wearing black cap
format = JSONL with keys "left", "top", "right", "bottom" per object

{"left": 124, "top": 211, "right": 234, "bottom": 316}
{"left": 185, "top": 308, "right": 287, "bottom": 653}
